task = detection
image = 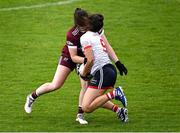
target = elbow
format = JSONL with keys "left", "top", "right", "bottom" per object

{"left": 71, "top": 55, "right": 79, "bottom": 63}
{"left": 70, "top": 55, "right": 75, "bottom": 62}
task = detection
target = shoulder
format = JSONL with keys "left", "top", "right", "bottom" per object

{"left": 66, "top": 26, "right": 81, "bottom": 46}
{"left": 81, "top": 31, "right": 92, "bottom": 40}
{"left": 80, "top": 32, "right": 92, "bottom": 46}
{"left": 67, "top": 26, "right": 80, "bottom": 38}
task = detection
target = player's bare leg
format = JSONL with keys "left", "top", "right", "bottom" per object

{"left": 24, "top": 65, "right": 71, "bottom": 113}
{"left": 82, "top": 89, "right": 115, "bottom": 112}
{"left": 82, "top": 87, "right": 128, "bottom": 122}
{"left": 99, "top": 86, "right": 127, "bottom": 111}
{"left": 76, "top": 78, "right": 88, "bottom": 124}
{"left": 102, "top": 101, "right": 128, "bottom": 122}
{"left": 82, "top": 88, "right": 108, "bottom": 112}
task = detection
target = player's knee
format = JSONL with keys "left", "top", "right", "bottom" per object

{"left": 51, "top": 83, "right": 61, "bottom": 90}
{"left": 52, "top": 84, "right": 58, "bottom": 90}
{"left": 46, "top": 82, "right": 61, "bottom": 91}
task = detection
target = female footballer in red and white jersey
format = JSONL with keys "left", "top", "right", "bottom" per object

{"left": 79, "top": 14, "right": 128, "bottom": 122}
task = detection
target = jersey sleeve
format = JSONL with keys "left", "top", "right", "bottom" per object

{"left": 80, "top": 34, "right": 91, "bottom": 51}
{"left": 66, "top": 32, "right": 77, "bottom": 49}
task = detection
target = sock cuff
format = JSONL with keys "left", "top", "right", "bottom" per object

{"left": 31, "top": 91, "right": 38, "bottom": 99}
{"left": 106, "top": 93, "right": 111, "bottom": 100}
{"left": 78, "top": 106, "right": 84, "bottom": 114}
{"left": 112, "top": 105, "right": 120, "bottom": 113}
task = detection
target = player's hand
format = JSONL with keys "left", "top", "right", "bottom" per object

{"left": 115, "top": 61, "right": 128, "bottom": 76}
{"left": 80, "top": 73, "right": 93, "bottom": 81}
{"left": 76, "top": 64, "right": 81, "bottom": 75}
{"left": 77, "top": 63, "right": 93, "bottom": 81}
{"left": 76, "top": 58, "right": 87, "bottom": 75}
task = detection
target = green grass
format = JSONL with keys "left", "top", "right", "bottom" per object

{"left": 0, "top": 0, "right": 180, "bottom": 131}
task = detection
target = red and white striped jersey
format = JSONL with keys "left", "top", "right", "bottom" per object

{"left": 80, "top": 30, "right": 111, "bottom": 75}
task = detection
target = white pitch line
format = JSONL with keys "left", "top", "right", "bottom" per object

{"left": 0, "top": 0, "right": 80, "bottom": 12}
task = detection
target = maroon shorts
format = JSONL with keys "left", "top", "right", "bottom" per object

{"left": 59, "top": 56, "right": 76, "bottom": 71}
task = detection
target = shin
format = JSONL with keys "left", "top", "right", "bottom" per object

{"left": 35, "top": 65, "right": 71, "bottom": 96}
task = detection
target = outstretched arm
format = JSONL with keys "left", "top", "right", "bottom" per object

{"left": 101, "top": 34, "right": 128, "bottom": 76}
{"left": 101, "top": 34, "right": 119, "bottom": 62}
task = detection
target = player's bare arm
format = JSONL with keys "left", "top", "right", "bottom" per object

{"left": 101, "top": 34, "right": 119, "bottom": 62}
{"left": 68, "top": 47, "right": 85, "bottom": 64}
{"left": 101, "top": 34, "right": 128, "bottom": 76}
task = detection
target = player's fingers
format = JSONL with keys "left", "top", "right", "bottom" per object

{"left": 120, "top": 71, "right": 123, "bottom": 76}
{"left": 124, "top": 69, "right": 128, "bottom": 75}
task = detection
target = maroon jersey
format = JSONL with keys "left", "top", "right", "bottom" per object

{"left": 61, "top": 26, "right": 84, "bottom": 58}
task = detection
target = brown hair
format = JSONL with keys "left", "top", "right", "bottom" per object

{"left": 74, "top": 8, "right": 89, "bottom": 27}
{"left": 88, "top": 14, "right": 104, "bottom": 32}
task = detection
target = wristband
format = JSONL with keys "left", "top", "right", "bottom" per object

{"left": 115, "top": 60, "right": 122, "bottom": 66}
{"left": 84, "top": 58, "right": 87, "bottom": 64}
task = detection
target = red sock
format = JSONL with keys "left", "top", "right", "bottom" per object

{"left": 106, "top": 90, "right": 115, "bottom": 100}
{"left": 112, "top": 105, "right": 120, "bottom": 113}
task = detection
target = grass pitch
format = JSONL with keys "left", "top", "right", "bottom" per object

{"left": 0, "top": 0, "right": 180, "bottom": 132}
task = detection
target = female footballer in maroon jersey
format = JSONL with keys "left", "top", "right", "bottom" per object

{"left": 24, "top": 8, "right": 89, "bottom": 124}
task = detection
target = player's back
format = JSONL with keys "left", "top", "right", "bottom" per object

{"left": 81, "top": 31, "right": 111, "bottom": 75}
